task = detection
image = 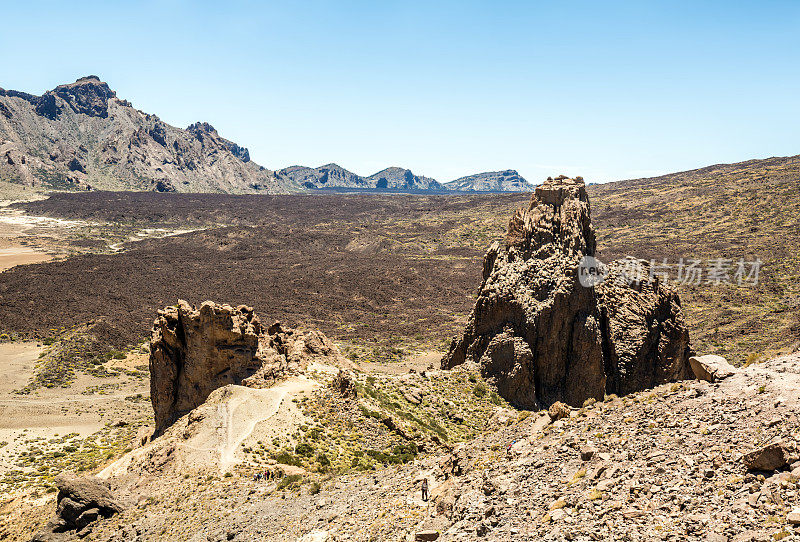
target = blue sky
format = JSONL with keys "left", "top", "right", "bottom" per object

{"left": 1, "top": 1, "right": 798, "bottom": 183}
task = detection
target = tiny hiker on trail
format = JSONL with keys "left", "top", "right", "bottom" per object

{"left": 507, "top": 439, "right": 516, "bottom": 458}
{"left": 421, "top": 477, "right": 429, "bottom": 502}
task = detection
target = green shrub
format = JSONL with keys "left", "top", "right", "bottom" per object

{"left": 271, "top": 450, "right": 303, "bottom": 467}
{"left": 277, "top": 474, "right": 303, "bottom": 490}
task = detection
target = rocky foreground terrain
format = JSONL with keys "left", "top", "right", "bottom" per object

{"left": 79, "top": 353, "right": 800, "bottom": 541}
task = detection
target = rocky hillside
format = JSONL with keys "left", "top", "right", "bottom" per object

{"left": 589, "top": 154, "right": 800, "bottom": 363}
{"left": 16, "top": 303, "right": 800, "bottom": 542}
{"left": 444, "top": 169, "right": 534, "bottom": 192}
{"left": 0, "top": 76, "right": 294, "bottom": 193}
{"left": 79, "top": 353, "right": 800, "bottom": 542}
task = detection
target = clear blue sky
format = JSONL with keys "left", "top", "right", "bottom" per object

{"left": 1, "top": 1, "right": 798, "bottom": 183}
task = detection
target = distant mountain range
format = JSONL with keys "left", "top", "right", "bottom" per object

{"left": 278, "top": 163, "right": 536, "bottom": 192}
{"left": 444, "top": 169, "right": 534, "bottom": 192}
{"left": 0, "top": 76, "right": 534, "bottom": 194}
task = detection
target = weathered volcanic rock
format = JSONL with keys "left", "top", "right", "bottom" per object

{"left": 689, "top": 354, "right": 737, "bottom": 382}
{"left": 743, "top": 441, "right": 791, "bottom": 472}
{"left": 442, "top": 177, "right": 604, "bottom": 408}
{"left": 31, "top": 472, "right": 123, "bottom": 541}
{"left": 442, "top": 176, "right": 691, "bottom": 409}
{"left": 149, "top": 300, "right": 345, "bottom": 433}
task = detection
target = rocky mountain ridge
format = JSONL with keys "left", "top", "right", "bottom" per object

{"left": 0, "top": 76, "right": 293, "bottom": 194}
{"left": 278, "top": 163, "right": 533, "bottom": 193}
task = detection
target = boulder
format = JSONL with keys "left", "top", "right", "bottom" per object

{"left": 580, "top": 445, "right": 598, "bottom": 461}
{"left": 548, "top": 401, "right": 571, "bottom": 421}
{"left": 689, "top": 354, "right": 737, "bottom": 382}
{"left": 31, "top": 472, "right": 123, "bottom": 541}
{"left": 415, "top": 530, "right": 440, "bottom": 541}
{"left": 743, "top": 441, "right": 790, "bottom": 471}
{"left": 442, "top": 177, "right": 692, "bottom": 409}
{"left": 149, "top": 300, "right": 347, "bottom": 433}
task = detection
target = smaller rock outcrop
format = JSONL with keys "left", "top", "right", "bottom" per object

{"left": 689, "top": 354, "right": 737, "bottom": 382}
{"left": 149, "top": 300, "right": 347, "bottom": 433}
{"left": 331, "top": 368, "right": 357, "bottom": 398}
{"left": 31, "top": 472, "right": 123, "bottom": 541}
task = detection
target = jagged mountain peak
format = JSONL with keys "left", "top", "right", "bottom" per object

{"left": 186, "top": 121, "right": 217, "bottom": 134}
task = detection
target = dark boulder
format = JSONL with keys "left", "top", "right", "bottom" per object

{"left": 31, "top": 472, "right": 123, "bottom": 541}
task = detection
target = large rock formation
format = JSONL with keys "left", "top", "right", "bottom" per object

{"left": 31, "top": 472, "right": 123, "bottom": 541}
{"left": 149, "top": 300, "right": 346, "bottom": 433}
{"left": 442, "top": 176, "right": 691, "bottom": 409}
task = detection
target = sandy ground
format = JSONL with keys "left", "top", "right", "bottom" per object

{"left": 101, "top": 374, "right": 321, "bottom": 480}
{"left": 0, "top": 343, "right": 149, "bottom": 475}
{"left": 357, "top": 350, "right": 442, "bottom": 375}
{"left": 0, "top": 246, "right": 54, "bottom": 271}
{"left": 0, "top": 202, "right": 78, "bottom": 270}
